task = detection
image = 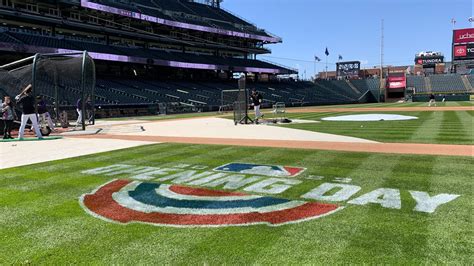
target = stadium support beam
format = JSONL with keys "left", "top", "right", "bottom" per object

{"left": 90, "top": 54, "right": 97, "bottom": 126}
{"left": 0, "top": 55, "right": 35, "bottom": 70}
{"left": 81, "top": 51, "right": 87, "bottom": 131}
{"left": 379, "top": 19, "right": 385, "bottom": 102}
{"left": 31, "top": 53, "right": 40, "bottom": 98}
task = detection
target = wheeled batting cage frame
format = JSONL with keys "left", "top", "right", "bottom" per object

{"left": 0, "top": 51, "right": 96, "bottom": 131}
{"left": 233, "top": 76, "right": 253, "bottom": 125}
{"left": 219, "top": 89, "right": 239, "bottom": 113}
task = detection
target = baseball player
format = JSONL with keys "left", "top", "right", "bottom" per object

{"left": 15, "top": 84, "right": 43, "bottom": 140}
{"left": 36, "top": 95, "right": 55, "bottom": 131}
{"left": 428, "top": 93, "right": 437, "bottom": 107}
{"left": 250, "top": 89, "right": 263, "bottom": 122}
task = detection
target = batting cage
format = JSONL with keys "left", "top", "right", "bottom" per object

{"left": 233, "top": 75, "right": 253, "bottom": 125}
{"left": 0, "top": 51, "right": 96, "bottom": 132}
{"left": 218, "top": 89, "right": 242, "bottom": 114}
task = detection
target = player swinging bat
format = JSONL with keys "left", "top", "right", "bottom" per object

{"left": 15, "top": 84, "right": 43, "bottom": 140}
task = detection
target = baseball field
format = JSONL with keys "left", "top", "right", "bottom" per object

{"left": 0, "top": 102, "right": 473, "bottom": 264}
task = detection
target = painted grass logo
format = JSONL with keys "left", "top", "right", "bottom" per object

{"left": 80, "top": 179, "right": 341, "bottom": 227}
{"left": 214, "top": 163, "right": 306, "bottom": 177}
{"left": 80, "top": 162, "right": 461, "bottom": 228}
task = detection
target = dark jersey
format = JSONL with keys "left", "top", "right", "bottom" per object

{"left": 429, "top": 94, "right": 435, "bottom": 100}
{"left": 77, "top": 98, "right": 82, "bottom": 110}
{"left": 250, "top": 93, "right": 263, "bottom": 106}
{"left": 17, "top": 95, "right": 35, "bottom": 114}
{"left": 37, "top": 100, "right": 48, "bottom": 114}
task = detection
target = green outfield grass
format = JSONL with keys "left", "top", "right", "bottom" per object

{"left": 280, "top": 110, "right": 473, "bottom": 145}
{"left": 0, "top": 143, "right": 472, "bottom": 264}
{"left": 289, "top": 101, "right": 474, "bottom": 109}
{"left": 99, "top": 102, "right": 473, "bottom": 122}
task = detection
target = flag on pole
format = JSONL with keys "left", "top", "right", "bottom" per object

{"left": 325, "top": 47, "right": 329, "bottom": 56}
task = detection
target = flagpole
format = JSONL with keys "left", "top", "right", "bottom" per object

{"left": 325, "top": 55, "right": 328, "bottom": 79}
{"left": 314, "top": 59, "right": 316, "bottom": 80}
{"left": 380, "top": 19, "right": 384, "bottom": 102}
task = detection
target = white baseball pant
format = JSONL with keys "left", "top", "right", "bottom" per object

{"left": 18, "top": 114, "right": 43, "bottom": 139}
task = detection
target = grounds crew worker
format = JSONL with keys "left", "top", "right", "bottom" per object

{"left": 15, "top": 84, "right": 43, "bottom": 140}
{"left": 428, "top": 93, "right": 437, "bottom": 107}
{"left": 250, "top": 89, "right": 263, "bottom": 123}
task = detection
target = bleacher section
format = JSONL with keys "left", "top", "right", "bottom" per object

{"left": 407, "top": 76, "right": 427, "bottom": 93}
{"left": 407, "top": 75, "right": 471, "bottom": 94}
{"left": 93, "top": 0, "right": 272, "bottom": 38}
{"left": 429, "top": 74, "right": 466, "bottom": 93}
{"left": 351, "top": 79, "right": 380, "bottom": 100}
{"left": 91, "top": 79, "right": 370, "bottom": 109}
{"left": 0, "top": 31, "right": 291, "bottom": 74}
{"left": 93, "top": 80, "right": 370, "bottom": 109}
{"left": 32, "top": 74, "right": 469, "bottom": 112}
{"left": 0, "top": 78, "right": 373, "bottom": 113}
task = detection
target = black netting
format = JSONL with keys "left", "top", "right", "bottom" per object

{"left": 0, "top": 65, "right": 31, "bottom": 97}
{"left": 233, "top": 77, "right": 250, "bottom": 124}
{"left": 0, "top": 52, "right": 95, "bottom": 129}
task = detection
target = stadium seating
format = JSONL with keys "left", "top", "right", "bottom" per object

{"left": 351, "top": 79, "right": 380, "bottom": 99}
{"left": 429, "top": 74, "right": 466, "bottom": 93}
{"left": 407, "top": 76, "right": 427, "bottom": 93}
{"left": 88, "top": 79, "right": 369, "bottom": 109}
{"left": 0, "top": 30, "right": 22, "bottom": 44}
{"left": 93, "top": 0, "right": 270, "bottom": 37}
{"left": 0, "top": 31, "right": 289, "bottom": 73}
{"left": 2, "top": 78, "right": 368, "bottom": 111}
{"left": 6, "top": 32, "right": 78, "bottom": 50}
{"left": 407, "top": 75, "right": 470, "bottom": 94}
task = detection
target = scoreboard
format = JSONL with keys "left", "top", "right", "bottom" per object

{"left": 336, "top": 61, "right": 360, "bottom": 78}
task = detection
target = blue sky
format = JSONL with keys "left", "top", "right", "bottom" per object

{"left": 222, "top": 0, "right": 473, "bottom": 78}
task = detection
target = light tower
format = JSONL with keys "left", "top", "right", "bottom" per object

{"left": 379, "top": 19, "right": 385, "bottom": 102}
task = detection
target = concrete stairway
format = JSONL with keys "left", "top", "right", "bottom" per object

{"left": 461, "top": 75, "right": 473, "bottom": 91}
{"left": 424, "top": 77, "right": 432, "bottom": 93}
{"left": 346, "top": 80, "right": 361, "bottom": 94}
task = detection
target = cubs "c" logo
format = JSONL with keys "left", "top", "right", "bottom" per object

{"left": 80, "top": 179, "right": 342, "bottom": 227}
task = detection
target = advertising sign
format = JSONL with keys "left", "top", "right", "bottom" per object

{"left": 453, "top": 43, "right": 474, "bottom": 60}
{"left": 453, "top": 28, "right": 474, "bottom": 44}
{"left": 415, "top": 56, "right": 444, "bottom": 66}
{"left": 387, "top": 76, "right": 406, "bottom": 89}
